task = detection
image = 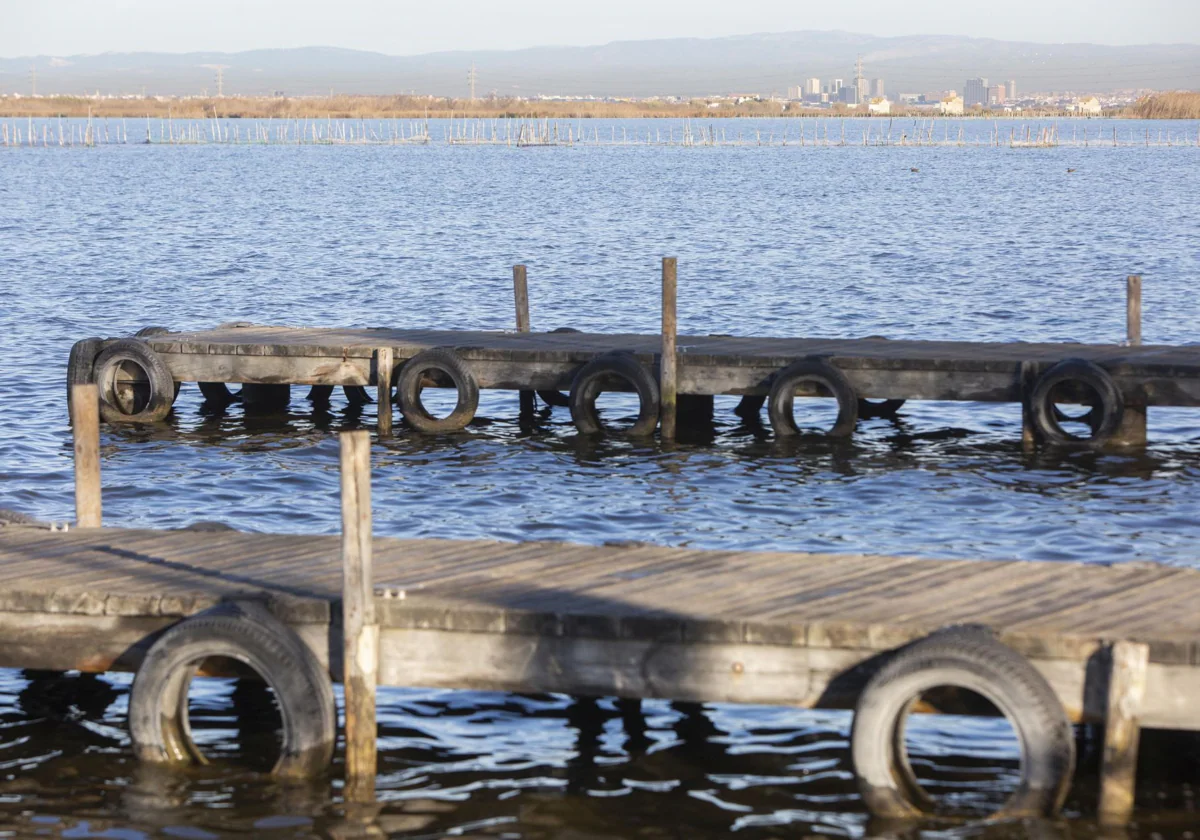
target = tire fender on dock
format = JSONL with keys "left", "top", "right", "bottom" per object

{"left": 767, "top": 358, "right": 858, "bottom": 438}
{"left": 92, "top": 338, "right": 177, "bottom": 424}
{"left": 569, "top": 351, "right": 660, "bottom": 437}
{"left": 1028, "top": 358, "right": 1124, "bottom": 448}
{"left": 395, "top": 347, "right": 479, "bottom": 433}
{"left": 851, "top": 626, "right": 1075, "bottom": 820}
{"left": 128, "top": 601, "right": 336, "bottom": 778}
{"left": 67, "top": 337, "right": 104, "bottom": 413}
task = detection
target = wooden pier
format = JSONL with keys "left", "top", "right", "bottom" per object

{"left": 2, "top": 391, "right": 1198, "bottom": 824}
{"left": 71, "top": 265, "right": 1195, "bottom": 448}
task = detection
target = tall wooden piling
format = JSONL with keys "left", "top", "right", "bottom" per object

{"left": 1117, "top": 275, "right": 1148, "bottom": 446}
{"left": 69, "top": 383, "right": 102, "bottom": 528}
{"left": 375, "top": 348, "right": 394, "bottom": 438}
{"left": 1099, "top": 640, "right": 1149, "bottom": 825}
{"left": 513, "top": 265, "right": 535, "bottom": 416}
{"left": 1126, "top": 274, "right": 1142, "bottom": 346}
{"left": 339, "top": 430, "right": 378, "bottom": 801}
{"left": 660, "top": 257, "right": 678, "bottom": 440}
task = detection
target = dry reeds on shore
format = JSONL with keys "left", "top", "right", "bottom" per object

{"left": 1129, "top": 91, "right": 1200, "bottom": 120}
{"left": 0, "top": 93, "right": 1177, "bottom": 121}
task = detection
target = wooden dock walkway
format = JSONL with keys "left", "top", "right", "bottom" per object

{"left": 7, "top": 391, "right": 1195, "bottom": 823}
{"left": 1, "top": 522, "right": 1197, "bottom": 726}
{"left": 71, "top": 267, "right": 1194, "bottom": 448}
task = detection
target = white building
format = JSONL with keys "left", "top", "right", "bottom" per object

{"left": 1075, "top": 96, "right": 1102, "bottom": 115}
{"left": 939, "top": 95, "right": 964, "bottom": 116}
{"left": 868, "top": 97, "right": 891, "bottom": 115}
{"left": 805, "top": 78, "right": 821, "bottom": 95}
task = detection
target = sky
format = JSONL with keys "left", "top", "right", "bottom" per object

{"left": 3, "top": 0, "right": 1199, "bottom": 57}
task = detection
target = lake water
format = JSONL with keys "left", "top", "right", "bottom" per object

{"left": 1, "top": 117, "right": 1199, "bottom": 837}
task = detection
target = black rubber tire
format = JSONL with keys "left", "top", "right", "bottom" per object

{"left": 198, "top": 381, "right": 238, "bottom": 403}
{"left": 396, "top": 348, "right": 479, "bottom": 433}
{"left": 241, "top": 383, "right": 291, "bottom": 410}
{"left": 1029, "top": 359, "right": 1124, "bottom": 448}
{"left": 92, "top": 339, "right": 177, "bottom": 424}
{"left": 767, "top": 358, "right": 858, "bottom": 438}
{"left": 569, "top": 352, "right": 660, "bottom": 437}
{"left": 343, "top": 385, "right": 374, "bottom": 405}
{"left": 734, "top": 394, "right": 766, "bottom": 420}
{"left": 67, "top": 337, "right": 104, "bottom": 414}
{"left": 0, "top": 509, "right": 41, "bottom": 527}
{"left": 859, "top": 398, "right": 907, "bottom": 420}
{"left": 307, "top": 385, "right": 334, "bottom": 406}
{"left": 537, "top": 328, "right": 580, "bottom": 408}
{"left": 134, "top": 326, "right": 171, "bottom": 338}
{"left": 851, "top": 626, "right": 1075, "bottom": 820}
{"left": 178, "top": 521, "right": 237, "bottom": 532}
{"left": 128, "top": 601, "right": 335, "bottom": 778}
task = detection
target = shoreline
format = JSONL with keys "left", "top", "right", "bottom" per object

{"left": 0, "top": 95, "right": 1178, "bottom": 121}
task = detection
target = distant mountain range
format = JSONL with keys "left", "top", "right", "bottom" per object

{"left": 2, "top": 31, "right": 1198, "bottom": 98}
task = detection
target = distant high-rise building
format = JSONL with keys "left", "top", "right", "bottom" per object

{"left": 964, "top": 77, "right": 989, "bottom": 106}
{"left": 987, "top": 84, "right": 1006, "bottom": 106}
{"left": 870, "top": 78, "right": 885, "bottom": 98}
{"left": 805, "top": 78, "right": 821, "bottom": 95}
{"left": 833, "top": 78, "right": 844, "bottom": 93}
{"left": 787, "top": 85, "right": 802, "bottom": 100}
{"left": 1007, "top": 79, "right": 1017, "bottom": 101}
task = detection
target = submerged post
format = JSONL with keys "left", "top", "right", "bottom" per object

{"left": 660, "top": 257, "right": 678, "bottom": 440}
{"left": 339, "top": 430, "right": 378, "bottom": 801}
{"left": 513, "top": 265, "right": 535, "bottom": 416}
{"left": 375, "top": 348, "right": 394, "bottom": 438}
{"left": 70, "top": 383, "right": 102, "bottom": 528}
{"left": 1099, "top": 640, "right": 1149, "bottom": 825}
{"left": 1126, "top": 274, "right": 1142, "bottom": 346}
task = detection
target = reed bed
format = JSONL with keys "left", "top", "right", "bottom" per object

{"left": 3, "top": 115, "right": 1199, "bottom": 149}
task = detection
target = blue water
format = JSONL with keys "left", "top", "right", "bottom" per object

{"left": 0, "top": 117, "right": 1198, "bottom": 837}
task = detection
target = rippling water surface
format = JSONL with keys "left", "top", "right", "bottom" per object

{"left": 1, "top": 117, "right": 1199, "bottom": 837}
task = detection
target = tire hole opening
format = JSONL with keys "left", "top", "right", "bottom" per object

{"left": 411, "top": 368, "right": 461, "bottom": 421}
{"left": 786, "top": 381, "right": 842, "bottom": 434}
{"left": 591, "top": 387, "right": 644, "bottom": 433}
{"left": 1049, "top": 381, "right": 1102, "bottom": 439}
{"left": 106, "top": 360, "right": 152, "bottom": 415}
{"left": 184, "top": 657, "right": 283, "bottom": 773}
{"left": 899, "top": 686, "right": 1022, "bottom": 817}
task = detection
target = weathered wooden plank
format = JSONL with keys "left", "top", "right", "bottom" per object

{"left": 340, "top": 432, "right": 378, "bottom": 802}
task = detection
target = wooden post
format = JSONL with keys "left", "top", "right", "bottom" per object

{"left": 1126, "top": 275, "right": 1142, "bottom": 346}
{"left": 375, "top": 348, "right": 394, "bottom": 438}
{"left": 660, "top": 257, "right": 678, "bottom": 440}
{"left": 1099, "top": 640, "right": 1149, "bottom": 825}
{"left": 69, "top": 383, "right": 102, "bottom": 528}
{"left": 339, "top": 430, "right": 378, "bottom": 802}
{"left": 513, "top": 265, "right": 535, "bottom": 416}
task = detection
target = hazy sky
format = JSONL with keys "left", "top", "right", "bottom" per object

{"left": 4, "top": 0, "right": 1199, "bottom": 56}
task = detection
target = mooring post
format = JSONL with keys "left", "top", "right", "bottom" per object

{"left": 513, "top": 264, "right": 535, "bottom": 417}
{"left": 1126, "top": 274, "right": 1142, "bottom": 346}
{"left": 1099, "top": 640, "right": 1149, "bottom": 825}
{"left": 1115, "top": 274, "right": 1149, "bottom": 446}
{"left": 375, "top": 348, "right": 394, "bottom": 438}
{"left": 660, "top": 257, "right": 678, "bottom": 441}
{"left": 1018, "top": 361, "right": 1038, "bottom": 449}
{"left": 339, "top": 430, "right": 378, "bottom": 801}
{"left": 69, "top": 383, "right": 102, "bottom": 528}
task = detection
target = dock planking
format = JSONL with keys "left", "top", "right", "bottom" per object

{"left": 140, "top": 325, "right": 1200, "bottom": 405}
{"left": 2, "top": 522, "right": 1200, "bottom": 731}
